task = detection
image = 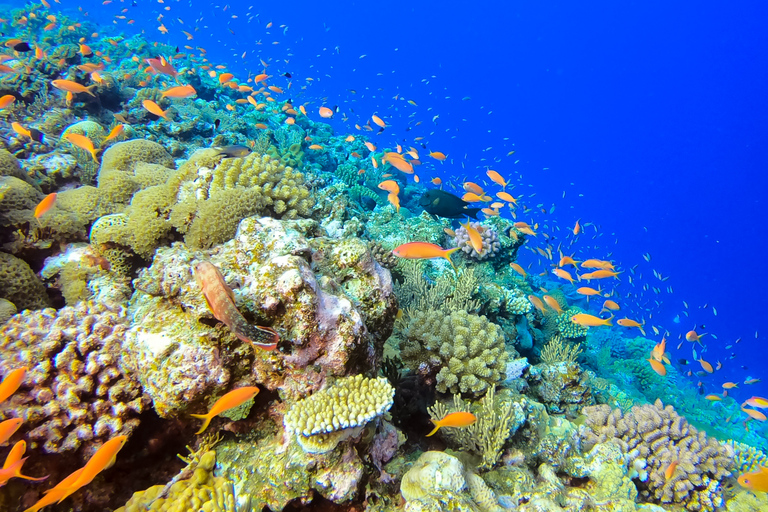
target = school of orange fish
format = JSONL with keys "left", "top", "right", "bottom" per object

{"left": 1, "top": 0, "right": 767, "bottom": 502}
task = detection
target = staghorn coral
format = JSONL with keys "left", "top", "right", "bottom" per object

{"left": 0, "top": 251, "right": 51, "bottom": 310}
{"left": 283, "top": 374, "right": 394, "bottom": 453}
{"left": 0, "top": 301, "right": 148, "bottom": 461}
{"left": 401, "top": 309, "right": 509, "bottom": 396}
{"left": 539, "top": 334, "right": 583, "bottom": 364}
{"left": 455, "top": 221, "right": 501, "bottom": 261}
{"left": 580, "top": 399, "right": 735, "bottom": 511}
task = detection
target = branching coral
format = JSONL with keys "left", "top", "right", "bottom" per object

{"left": 395, "top": 261, "right": 481, "bottom": 314}
{"left": 0, "top": 301, "right": 148, "bottom": 460}
{"left": 580, "top": 399, "right": 735, "bottom": 511}
{"left": 401, "top": 309, "right": 508, "bottom": 396}
{"left": 427, "top": 385, "right": 524, "bottom": 470}
{"left": 540, "top": 335, "right": 582, "bottom": 364}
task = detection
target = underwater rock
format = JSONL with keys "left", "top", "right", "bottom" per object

{"left": 527, "top": 361, "right": 594, "bottom": 417}
{"left": 123, "top": 215, "right": 397, "bottom": 418}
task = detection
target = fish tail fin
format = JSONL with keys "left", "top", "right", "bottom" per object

{"left": 444, "top": 247, "right": 460, "bottom": 274}
{"left": 17, "top": 472, "right": 49, "bottom": 482}
{"left": 466, "top": 207, "right": 481, "bottom": 220}
{"left": 425, "top": 421, "right": 441, "bottom": 437}
{"left": 190, "top": 413, "right": 212, "bottom": 434}
{"left": 605, "top": 314, "right": 614, "bottom": 326}
{"left": 86, "top": 84, "right": 97, "bottom": 97}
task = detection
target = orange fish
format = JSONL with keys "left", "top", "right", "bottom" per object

{"left": 23, "top": 468, "right": 84, "bottom": 512}
{"left": 580, "top": 259, "right": 615, "bottom": 270}
{"left": 570, "top": 313, "right": 613, "bottom": 327}
{"left": 647, "top": 358, "right": 667, "bottom": 376}
{"left": 364, "top": 141, "right": 376, "bottom": 152}
{"left": 0, "top": 94, "right": 14, "bottom": 109}
{"left": 461, "top": 221, "right": 484, "bottom": 255}
{"left": 0, "top": 458, "right": 28, "bottom": 487}
{"left": 104, "top": 124, "right": 124, "bottom": 143}
{"left": 190, "top": 386, "right": 260, "bottom": 434}
{"left": 426, "top": 411, "right": 476, "bottom": 437}
{"left": 194, "top": 261, "right": 279, "bottom": 351}
{"left": 0, "top": 367, "right": 26, "bottom": 403}
{"left": 581, "top": 269, "right": 620, "bottom": 280}
{"left": 34, "top": 193, "right": 57, "bottom": 219}
{"left": 0, "top": 418, "right": 22, "bottom": 445}
{"left": 308, "top": 144, "right": 324, "bottom": 150}
{"left": 428, "top": 151, "right": 447, "bottom": 161}
{"left": 743, "top": 396, "right": 768, "bottom": 409}
{"left": 705, "top": 395, "right": 722, "bottom": 401}
{"left": 318, "top": 106, "right": 334, "bottom": 118}
{"left": 383, "top": 153, "right": 413, "bottom": 174}
{"left": 0, "top": 441, "right": 48, "bottom": 485}
{"left": 552, "top": 268, "right": 575, "bottom": 285}
{"left": 601, "top": 300, "right": 620, "bottom": 312}
{"left": 509, "top": 262, "right": 526, "bottom": 278}
{"left": 617, "top": 317, "right": 644, "bottom": 332}
{"left": 664, "top": 460, "right": 678, "bottom": 480}
{"left": 697, "top": 358, "right": 714, "bottom": 373}
{"left": 431, "top": 177, "right": 442, "bottom": 186}
{"left": 651, "top": 338, "right": 666, "bottom": 362}
{"left": 161, "top": 84, "right": 196, "bottom": 98}
{"left": 63, "top": 133, "right": 99, "bottom": 163}
{"left": 218, "top": 72, "right": 234, "bottom": 84}
{"left": 486, "top": 170, "right": 507, "bottom": 189}
{"left": 542, "top": 295, "right": 563, "bottom": 314}
{"left": 738, "top": 466, "right": 768, "bottom": 492}
{"left": 146, "top": 57, "right": 178, "bottom": 77}
{"left": 722, "top": 382, "right": 738, "bottom": 389}
{"left": 573, "top": 219, "right": 581, "bottom": 235}
{"left": 377, "top": 180, "right": 400, "bottom": 194}
{"left": 387, "top": 192, "right": 400, "bottom": 213}
{"left": 742, "top": 408, "right": 768, "bottom": 422}
{"left": 558, "top": 255, "right": 580, "bottom": 268}
{"left": 55, "top": 436, "right": 127, "bottom": 501}
{"left": 142, "top": 99, "right": 169, "bottom": 120}
{"left": 463, "top": 182, "right": 485, "bottom": 195}
{"left": 576, "top": 286, "right": 602, "bottom": 297}
{"left": 528, "top": 295, "right": 547, "bottom": 314}
{"left": 51, "top": 79, "right": 96, "bottom": 97}
{"left": 392, "top": 242, "right": 459, "bottom": 269}
{"left": 685, "top": 330, "right": 706, "bottom": 342}
{"left": 371, "top": 114, "right": 386, "bottom": 128}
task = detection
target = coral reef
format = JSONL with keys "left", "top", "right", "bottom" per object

{"left": 0, "top": 252, "right": 51, "bottom": 310}
{"left": 580, "top": 400, "right": 735, "bottom": 511}
{"left": 283, "top": 374, "right": 394, "bottom": 453}
{"left": 0, "top": 301, "right": 148, "bottom": 460}
{"left": 122, "top": 216, "right": 397, "bottom": 417}
{"left": 401, "top": 309, "right": 509, "bottom": 396}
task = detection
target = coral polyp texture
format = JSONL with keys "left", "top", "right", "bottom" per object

{"left": 401, "top": 309, "right": 510, "bottom": 396}
{"left": 580, "top": 399, "right": 735, "bottom": 511}
{"left": 283, "top": 374, "right": 394, "bottom": 453}
{"left": 0, "top": 301, "right": 148, "bottom": 460}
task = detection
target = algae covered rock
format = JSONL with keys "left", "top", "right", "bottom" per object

{"left": 122, "top": 215, "right": 397, "bottom": 418}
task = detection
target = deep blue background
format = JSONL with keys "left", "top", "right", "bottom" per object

{"left": 81, "top": 1, "right": 768, "bottom": 397}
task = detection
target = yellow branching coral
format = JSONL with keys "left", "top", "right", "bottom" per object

{"left": 283, "top": 374, "right": 394, "bottom": 454}
{"left": 540, "top": 335, "right": 583, "bottom": 364}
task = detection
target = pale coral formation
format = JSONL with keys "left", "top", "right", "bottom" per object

{"left": 455, "top": 221, "right": 501, "bottom": 261}
{"left": 0, "top": 301, "right": 148, "bottom": 460}
{"left": 0, "top": 251, "right": 51, "bottom": 310}
{"left": 580, "top": 400, "right": 735, "bottom": 511}
{"left": 401, "top": 309, "right": 509, "bottom": 396}
{"left": 115, "top": 450, "right": 237, "bottom": 512}
{"left": 284, "top": 374, "right": 394, "bottom": 453}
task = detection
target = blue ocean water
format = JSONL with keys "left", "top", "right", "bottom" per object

{"left": 80, "top": 0, "right": 768, "bottom": 398}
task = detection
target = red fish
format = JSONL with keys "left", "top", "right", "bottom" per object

{"left": 193, "top": 261, "right": 278, "bottom": 351}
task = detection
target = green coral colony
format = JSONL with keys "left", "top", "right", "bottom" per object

{"left": 0, "top": 3, "right": 765, "bottom": 512}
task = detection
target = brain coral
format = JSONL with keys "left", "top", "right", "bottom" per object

{"left": 455, "top": 221, "right": 501, "bottom": 261}
{"left": 0, "top": 251, "right": 51, "bottom": 310}
{"left": 580, "top": 399, "right": 735, "bottom": 511}
{"left": 402, "top": 309, "right": 509, "bottom": 396}
{"left": 0, "top": 301, "right": 148, "bottom": 460}
{"left": 283, "top": 374, "right": 394, "bottom": 453}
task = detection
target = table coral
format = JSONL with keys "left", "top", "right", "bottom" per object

{"left": 0, "top": 301, "right": 148, "bottom": 461}
{"left": 401, "top": 309, "right": 509, "bottom": 396}
{"left": 580, "top": 400, "right": 735, "bottom": 511}
{"left": 283, "top": 374, "right": 394, "bottom": 453}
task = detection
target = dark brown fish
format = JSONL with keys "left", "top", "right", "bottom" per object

{"left": 193, "top": 261, "right": 278, "bottom": 350}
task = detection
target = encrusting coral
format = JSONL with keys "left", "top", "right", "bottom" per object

{"left": 0, "top": 251, "right": 51, "bottom": 310}
{"left": 0, "top": 300, "right": 148, "bottom": 460}
{"left": 401, "top": 309, "right": 509, "bottom": 396}
{"left": 580, "top": 399, "right": 735, "bottom": 511}
{"left": 283, "top": 374, "right": 394, "bottom": 453}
